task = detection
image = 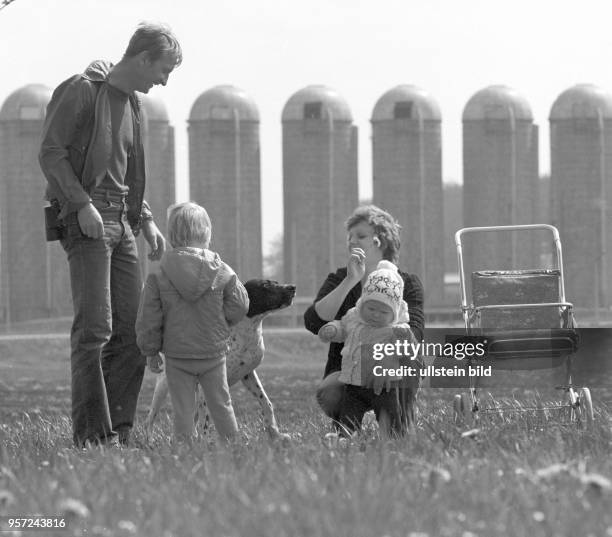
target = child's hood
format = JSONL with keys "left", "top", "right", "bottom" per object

{"left": 160, "top": 247, "right": 225, "bottom": 301}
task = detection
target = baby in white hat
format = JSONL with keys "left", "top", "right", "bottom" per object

{"left": 318, "top": 260, "right": 414, "bottom": 437}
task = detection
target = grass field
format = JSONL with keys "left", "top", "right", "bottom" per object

{"left": 1, "top": 330, "right": 612, "bottom": 537}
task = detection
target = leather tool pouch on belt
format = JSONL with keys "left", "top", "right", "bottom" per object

{"left": 44, "top": 200, "right": 65, "bottom": 241}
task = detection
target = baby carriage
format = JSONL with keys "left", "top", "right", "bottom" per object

{"left": 452, "top": 224, "right": 592, "bottom": 425}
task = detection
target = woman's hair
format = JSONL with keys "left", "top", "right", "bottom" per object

{"left": 124, "top": 22, "right": 183, "bottom": 66}
{"left": 345, "top": 205, "right": 401, "bottom": 263}
{"left": 167, "top": 202, "right": 211, "bottom": 248}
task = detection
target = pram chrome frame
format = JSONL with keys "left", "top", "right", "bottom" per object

{"left": 453, "top": 224, "right": 593, "bottom": 425}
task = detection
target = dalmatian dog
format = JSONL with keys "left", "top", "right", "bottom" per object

{"left": 145, "top": 279, "right": 296, "bottom": 441}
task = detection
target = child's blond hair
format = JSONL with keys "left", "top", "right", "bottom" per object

{"left": 166, "top": 201, "right": 211, "bottom": 248}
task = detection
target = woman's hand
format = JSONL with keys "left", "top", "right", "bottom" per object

{"left": 346, "top": 247, "right": 366, "bottom": 284}
{"left": 312, "top": 248, "right": 366, "bottom": 323}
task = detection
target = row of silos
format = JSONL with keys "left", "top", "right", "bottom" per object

{"left": 462, "top": 85, "right": 540, "bottom": 274}
{"left": 188, "top": 86, "right": 262, "bottom": 283}
{"left": 136, "top": 94, "right": 177, "bottom": 277}
{"left": 282, "top": 86, "right": 359, "bottom": 299}
{"left": 460, "top": 83, "right": 612, "bottom": 314}
{"left": 0, "top": 84, "right": 66, "bottom": 323}
{"left": 372, "top": 86, "right": 444, "bottom": 304}
{"left": 139, "top": 80, "right": 612, "bottom": 314}
{"left": 0, "top": 85, "right": 176, "bottom": 323}
{"left": 1, "top": 82, "right": 611, "bottom": 322}
{"left": 182, "top": 78, "right": 612, "bottom": 308}
{"left": 275, "top": 81, "right": 612, "bottom": 313}
{"left": 549, "top": 84, "right": 612, "bottom": 312}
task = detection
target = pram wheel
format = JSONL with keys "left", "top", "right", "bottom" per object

{"left": 568, "top": 387, "right": 594, "bottom": 424}
{"left": 453, "top": 393, "right": 474, "bottom": 425}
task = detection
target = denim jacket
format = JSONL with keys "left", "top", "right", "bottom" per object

{"left": 39, "top": 60, "right": 152, "bottom": 230}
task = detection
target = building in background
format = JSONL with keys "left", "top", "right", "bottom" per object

{"left": 550, "top": 84, "right": 612, "bottom": 312}
{"left": 462, "top": 85, "right": 539, "bottom": 274}
{"left": 443, "top": 184, "right": 464, "bottom": 272}
{"left": 138, "top": 94, "right": 175, "bottom": 277}
{"left": 371, "top": 85, "right": 444, "bottom": 305}
{"left": 282, "top": 85, "right": 358, "bottom": 299}
{"left": 188, "top": 85, "right": 262, "bottom": 279}
{"left": 5, "top": 79, "right": 612, "bottom": 323}
{"left": 0, "top": 84, "right": 71, "bottom": 323}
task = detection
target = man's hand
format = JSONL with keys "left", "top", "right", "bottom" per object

{"left": 147, "top": 352, "right": 164, "bottom": 373}
{"left": 142, "top": 220, "right": 166, "bottom": 261}
{"left": 77, "top": 203, "right": 104, "bottom": 239}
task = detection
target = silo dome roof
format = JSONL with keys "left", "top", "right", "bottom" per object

{"left": 0, "top": 83, "right": 51, "bottom": 121}
{"left": 189, "top": 85, "right": 259, "bottom": 122}
{"left": 282, "top": 85, "right": 353, "bottom": 122}
{"left": 140, "top": 94, "right": 169, "bottom": 122}
{"left": 549, "top": 84, "right": 612, "bottom": 120}
{"left": 462, "top": 85, "right": 533, "bottom": 121}
{"left": 371, "top": 85, "right": 441, "bottom": 121}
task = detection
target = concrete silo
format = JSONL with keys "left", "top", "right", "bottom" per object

{"left": 138, "top": 94, "right": 175, "bottom": 277}
{"left": 188, "top": 85, "right": 262, "bottom": 279}
{"left": 0, "top": 84, "right": 71, "bottom": 323}
{"left": 371, "top": 85, "right": 444, "bottom": 306}
{"left": 282, "top": 85, "right": 359, "bottom": 299}
{"left": 549, "top": 84, "right": 612, "bottom": 312}
{"left": 462, "top": 85, "right": 539, "bottom": 273}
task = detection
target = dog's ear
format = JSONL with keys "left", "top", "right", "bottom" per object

{"left": 243, "top": 279, "right": 260, "bottom": 296}
{"left": 244, "top": 280, "right": 264, "bottom": 317}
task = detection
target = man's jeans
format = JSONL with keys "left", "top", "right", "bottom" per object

{"left": 61, "top": 203, "right": 145, "bottom": 446}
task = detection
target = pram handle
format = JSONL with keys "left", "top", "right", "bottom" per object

{"left": 455, "top": 224, "right": 561, "bottom": 242}
{"left": 455, "top": 225, "right": 567, "bottom": 330}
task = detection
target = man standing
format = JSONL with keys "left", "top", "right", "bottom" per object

{"left": 39, "top": 22, "right": 182, "bottom": 447}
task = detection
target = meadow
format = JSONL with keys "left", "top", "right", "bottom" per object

{"left": 1, "top": 329, "right": 612, "bottom": 537}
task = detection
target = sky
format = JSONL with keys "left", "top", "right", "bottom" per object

{"left": 2, "top": 0, "right": 612, "bottom": 254}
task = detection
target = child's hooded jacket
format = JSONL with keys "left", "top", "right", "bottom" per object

{"left": 136, "top": 247, "right": 249, "bottom": 359}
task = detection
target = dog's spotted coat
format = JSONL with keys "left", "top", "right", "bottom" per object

{"left": 145, "top": 279, "right": 296, "bottom": 440}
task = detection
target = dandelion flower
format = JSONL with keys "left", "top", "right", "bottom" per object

{"left": 118, "top": 520, "right": 137, "bottom": 534}
{"left": 535, "top": 463, "right": 569, "bottom": 479}
{"left": 57, "top": 498, "right": 90, "bottom": 519}
{"left": 0, "top": 489, "right": 14, "bottom": 506}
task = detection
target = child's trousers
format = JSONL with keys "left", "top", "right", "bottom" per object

{"left": 165, "top": 355, "right": 238, "bottom": 441}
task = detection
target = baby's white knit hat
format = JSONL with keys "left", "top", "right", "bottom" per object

{"left": 361, "top": 260, "right": 404, "bottom": 322}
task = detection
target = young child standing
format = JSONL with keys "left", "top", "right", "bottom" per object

{"left": 136, "top": 202, "right": 249, "bottom": 442}
{"left": 318, "top": 260, "right": 416, "bottom": 438}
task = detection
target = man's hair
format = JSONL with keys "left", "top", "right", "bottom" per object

{"left": 167, "top": 202, "right": 211, "bottom": 248}
{"left": 124, "top": 22, "right": 182, "bottom": 66}
{"left": 345, "top": 205, "right": 401, "bottom": 264}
